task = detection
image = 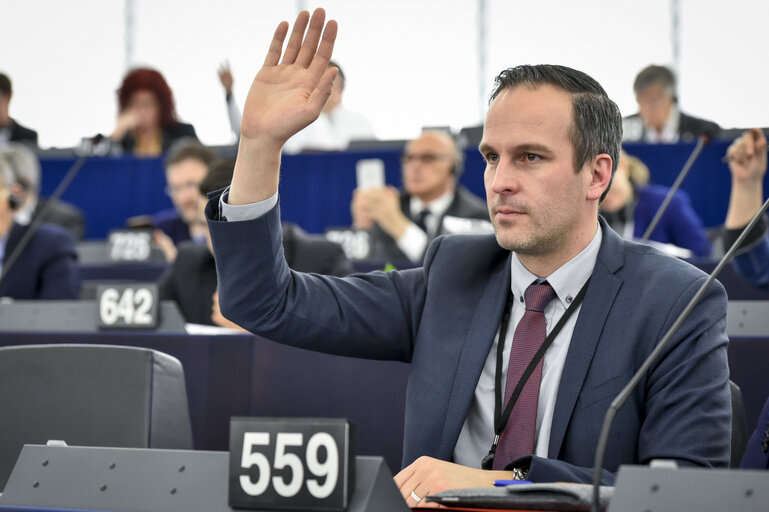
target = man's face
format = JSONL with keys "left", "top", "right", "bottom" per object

{"left": 165, "top": 158, "right": 208, "bottom": 224}
{"left": 0, "top": 92, "right": 10, "bottom": 120}
{"left": 636, "top": 83, "right": 674, "bottom": 132}
{"left": 480, "top": 85, "right": 600, "bottom": 258}
{"left": 128, "top": 89, "right": 161, "bottom": 131}
{"left": 401, "top": 133, "right": 456, "bottom": 203}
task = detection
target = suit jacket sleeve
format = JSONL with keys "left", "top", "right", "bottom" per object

{"left": 37, "top": 228, "right": 80, "bottom": 299}
{"left": 206, "top": 195, "right": 424, "bottom": 361}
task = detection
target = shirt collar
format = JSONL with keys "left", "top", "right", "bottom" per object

{"left": 510, "top": 224, "right": 603, "bottom": 308}
{"left": 644, "top": 104, "right": 680, "bottom": 143}
{"left": 410, "top": 188, "right": 454, "bottom": 217}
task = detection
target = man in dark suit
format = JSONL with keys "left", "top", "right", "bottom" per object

{"left": 0, "top": 158, "right": 78, "bottom": 299}
{"left": 205, "top": 9, "right": 730, "bottom": 504}
{"left": 0, "top": 73, "right": 38, "bottom": 147}
{"left": 160, "top": 158, "right": 352, "bottom": 325}
{"left": 0, "top": 143, "right": 85, "bottom": 240}
{"left": 351, "top": 130, "right": 489, "bottom": 263}
{"left": 622, "top": 65, "right": 720, "bottom": 143}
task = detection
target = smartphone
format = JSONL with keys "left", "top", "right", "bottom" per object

{"left": 355, "top": 158, "right": 385, "bottom": 190}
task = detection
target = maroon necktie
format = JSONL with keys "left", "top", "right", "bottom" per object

{"left": 492, "top": 281, "right": 556, "bottom": 470}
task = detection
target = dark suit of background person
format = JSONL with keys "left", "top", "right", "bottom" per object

{"left": 366, "top": 186, "right": 489, "bottom": 262}
{"left": 352, "top": 131, "right": 489, "bottom": 264}
{"left": 1, "top": 222, "right": 79, "bottom": 299}
{"left": 2, "top": 120, "right": 37, "bottom": 146}
{"left": 622, "top": 64, "right": 720, "bottom": 143}
{"left": 0, "top": 143, "right": 85, "bottom": 240}
{"left": 0, "top": 72, "right": 38, "bottom": 148}
{"left": 160, "top": 224, "right": 353, "bottom": 325}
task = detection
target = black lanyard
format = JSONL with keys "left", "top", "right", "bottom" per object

{"left": 481, "top": 277, "right": 591, "bottom": 470}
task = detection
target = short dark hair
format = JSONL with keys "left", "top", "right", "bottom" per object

{"left": 489, "top": 64, "right": 622, "bottom": 200}
{"left": 199, "top": 157, "right": 236, "bottom": 196}
{"left": 633, "top": 65, "right": 676, "bottom": 101}
{"left": 164, "top": 140, "right": 218, "bottom": 169}
{"left": 0, "top": 73, "right": 11, "bottom": 96}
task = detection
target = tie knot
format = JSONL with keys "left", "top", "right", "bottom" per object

{"left": 523, "top": 282, "right": 556, "bottom": 312}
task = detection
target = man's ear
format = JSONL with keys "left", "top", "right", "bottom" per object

{"left": 586, "top": 154, "right": 613, "bottom": 201}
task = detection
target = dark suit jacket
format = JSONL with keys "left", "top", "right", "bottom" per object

{"left": 366, "top": 185, "right": 489, "bottom": 262}
{"left": 151, "top": 208, "right": 191, "bottom": 246}
{"left": 632, "top": 185, "right": 711, "bottom": 258}
{"left": 206, "top": 197, "right": 731, "bottom": 484}
{"left": 0, "top": 222, "right": 79, "bottom": 299}
{"left": 6, "top": 119, "right": 38, "bottom": 146}
{"left": 623, "top": 111, "right": 721, "bottom": 142}
{"left": 741, "top": 394, "right": 769, "bottom": 469}
{"left": 159, "top": 224, "right": 352, "bottom": 325}
{"left": 33, "top": 198, "right": 86, "bottom": 241}
{"left": 119, "top": 122, "right": 197, "bottom": 153}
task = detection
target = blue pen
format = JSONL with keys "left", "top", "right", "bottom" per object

{"left": 493, "top": 479, "right": 533, "bottom": 486}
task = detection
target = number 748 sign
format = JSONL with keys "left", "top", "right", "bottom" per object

{"left": 229, "top": 418, "right": 355, "bottom": 511}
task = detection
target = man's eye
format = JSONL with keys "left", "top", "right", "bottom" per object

{"left": 485, "top": 153, "right": 499, "bottom": 163}
{"left": 524, "top": 153, "right": 540, "bottom": 162}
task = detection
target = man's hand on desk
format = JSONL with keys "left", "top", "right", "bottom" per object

{"left": 394, "top": 456, "right": 514, "bottom": 508}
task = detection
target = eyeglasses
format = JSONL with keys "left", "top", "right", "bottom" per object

{"left": 400, "top": 153, "right": 454, "bottom": 165}
{"left": 164, "top": 182, "right": 199, "bottom": 197}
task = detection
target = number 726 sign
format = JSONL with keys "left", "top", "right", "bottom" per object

{"left": 229, "top": 418, "right": 356, "bottom": 511}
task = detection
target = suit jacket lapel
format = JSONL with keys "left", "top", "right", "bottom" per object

{"left": 437, "top": 248, "right": 511, "bottom": 458}
{"left": 548, "top": 220, "right": 625, "bottom": 458}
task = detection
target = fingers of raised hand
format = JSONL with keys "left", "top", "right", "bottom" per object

{"left": 264, "top": 20, "right": 290, "bottom": 67}
{"left": 280, "top": 10, "right": 311, "bottom": 65}
{"left": 295, "top": 8, "right": 327, "bottom": 68}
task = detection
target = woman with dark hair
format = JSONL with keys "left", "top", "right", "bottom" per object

{"left": 109, "top": 68, "right": 197, "bottom": 156}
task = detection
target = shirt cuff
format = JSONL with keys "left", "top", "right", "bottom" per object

{"left": 396, "top": 223, "right": 429, "bottom": 263}
{"left": 219, "top": 187, "right": 279, "bottom": 222}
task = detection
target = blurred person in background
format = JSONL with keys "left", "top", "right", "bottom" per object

{"left": 600, "top": 150, "right": 711, "bottom": 258}
{"left": 283, "top": 60, "right": 374, "bottom": 153}
{"left": 623, "top": 65, "right": 720, "bottom": 143}
{"left": 218, "top": 61, "right": 242, "bottom": 143}
{"left": 138, "top": 141, "right": 218, "bottom": 262}
{"left": 0, "top": 143, "right": 85, "bottom": 240}
{"left": 159, "top": 157, "right": 352, "bottom": 325}
{"left": 0, "top": 157, "right": 78, "bottom": 299}
{"left": 0, "top": 72, "right": 37, "bottom": 148}
{"left": 351, "top": 130, "right": 488, "bottom": 263}
{"left": 109, "top": 68, "right": 197, "bottom": 156}
{"left": 722, "top": 128, "right": 769, "bottom": 288}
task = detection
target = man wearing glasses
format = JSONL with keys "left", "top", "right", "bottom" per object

{"left": 351, "top": 131, "right": 489, "bottom": 263}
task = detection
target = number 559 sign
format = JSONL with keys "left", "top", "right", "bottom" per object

{"left": 229, "top": 417, "right": 356, "bottom": 511}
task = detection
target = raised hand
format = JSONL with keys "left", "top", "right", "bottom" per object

{"left": 727, "top": 127, "right": 767, "bottom": 185}
{"left": 217, "top": 61, "right": 234, "bottom": 95}
{"left": 228, "top": 8, "right": 338, "bottom": 206}
{"left": 240, "top": 8, "right": 338, "bottom": 146}
{"left": 725, "top": 128, "right": 768, "bottom": 229}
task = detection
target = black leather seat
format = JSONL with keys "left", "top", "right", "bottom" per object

{"left": 730, "top": 380, "right": 749, "bottom": 468}
{"left": 0, "top": 344, "right": 193, "bottom": 490}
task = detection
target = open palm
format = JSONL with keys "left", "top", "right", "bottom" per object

{"left": 240, "top": 9, "right": 338, "bottom": 145}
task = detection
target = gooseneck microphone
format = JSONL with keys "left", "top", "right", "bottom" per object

{"left": 0, "top": 154, "right": 88, "bottom": 291}
{"left": 590, "top": 193, "right": 769, "bottom": 512}
{"left": 639, "top": 133, "right": 712, "bottom": 244}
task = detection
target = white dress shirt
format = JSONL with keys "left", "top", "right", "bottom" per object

{"left": 452, "top": 226, "right": 602, "bottom": 467}
{"left": 283, "top": 105, "right": 375, "bottom": 154}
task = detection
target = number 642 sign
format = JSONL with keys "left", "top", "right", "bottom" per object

{"left": 229, "top": 417, "right": 356, "bottom": 511}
